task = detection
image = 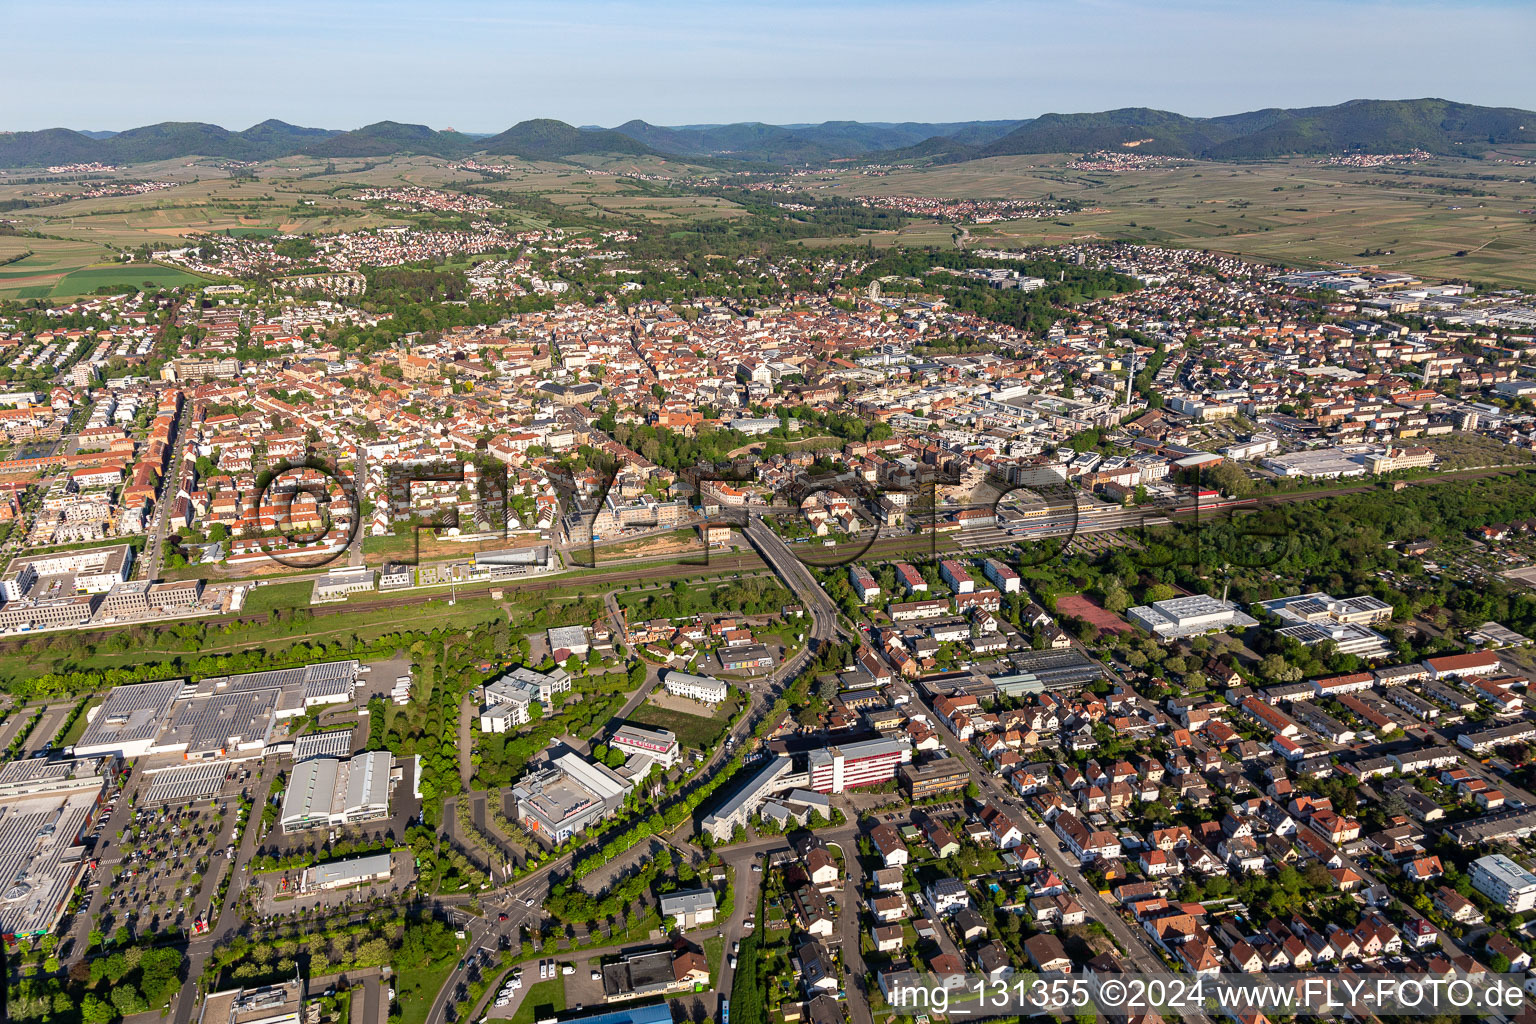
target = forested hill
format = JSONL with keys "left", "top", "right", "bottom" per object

{"left": 4, "top": 99, "right": 1534, "bottom": 169}
{"left": 872, "top": 98, "right": 1536, "bottom": 163}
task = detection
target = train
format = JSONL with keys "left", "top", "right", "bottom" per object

{"left": 1170, "top": 497, "right": 1257, "bottom": 514}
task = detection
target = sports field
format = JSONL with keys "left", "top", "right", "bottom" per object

{"left": 1055, "top": 593, "right": 1134, "bottom": 635}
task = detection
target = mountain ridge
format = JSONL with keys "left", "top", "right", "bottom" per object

{"left": 3, "top": 99, "right": 1533, "bottom": 169}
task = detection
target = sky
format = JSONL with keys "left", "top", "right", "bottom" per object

{"left": 7, "top": 0, "right": 1536, "bottom": 132}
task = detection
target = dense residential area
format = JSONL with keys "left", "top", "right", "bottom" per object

{"left": 4, "top": 105, "right": 1536, "bottom": 1024}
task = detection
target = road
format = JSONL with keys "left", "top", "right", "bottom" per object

{"left": 834, "top": 839, "right": 875, "bottom": 1024}
{"left": 360, "top": 975, "right": 385, "bottom": 1024}
{"left": 713, "top": 825, "right": 861, "bottom": 1010}
{"left": 347, "top": 445, "right": 368, "bottom": 568}
{"left": 742, "top": 517, "right": 846, "bottom": 649}
{"left": 170, "top": 757, "right": 281, "bottom": 1024}
{"left": 143, "top": 398, "right": 192, "bottom": 579}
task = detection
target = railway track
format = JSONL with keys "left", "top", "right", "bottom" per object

{"left": 0, "top": 552, "right": 772, "bottom": 650}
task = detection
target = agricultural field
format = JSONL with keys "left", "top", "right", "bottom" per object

{"left": 474, "top": 162, "right": 743, "bottom": 224}
{"left": 0, "top": 158, "right": 457, "bottom": 249}
{"left": 811, "top": 150, "right": 1536, "bottom": 289}
{"left": 0, "top": 236, "right": 118, "bottom": 298}
{"left": 9, "top": 147, "right": 1536, "bottom": 290}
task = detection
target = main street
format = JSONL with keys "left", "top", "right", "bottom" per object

{"left": 170, "top": 756, "right": 282, "bottom": 1024}
{"left": 143, "top": 398, "right": 193, "bottom": 580}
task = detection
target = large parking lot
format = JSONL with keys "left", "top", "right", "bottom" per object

{"left": 103, "top": 797, "right": 230, "bottom": 935}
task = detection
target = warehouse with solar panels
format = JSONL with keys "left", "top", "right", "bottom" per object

{"left": 0, "top": 755, "right": 114, "bottom": 937}
{"left": 70, "top": 660, "right": 361, "bottom": 761}
{"left": 143, "top": 761, "right": 229, "bottom": 804}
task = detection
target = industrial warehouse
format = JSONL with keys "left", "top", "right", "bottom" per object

{"left": 280, "top": 750, "right": 395, "bottom": 832}
{"left": 72, "top": 661, "right": 362, "bottom": 760}
{"left": 0, "top": 754, "right": 117, "bottom": 937}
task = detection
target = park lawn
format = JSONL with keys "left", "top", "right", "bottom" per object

{"left": 0, "top": 595, "right": 508, "bottom": 689}
{"left": 395, "top": 949, "right": 469, "bottom": 1024}
{"left": 629, "top": 694, "right": 739, "bottom": 750}
{"left": 57, "top": 695, "right": 105, "bottom": 747}
{"left": 242, "top": 580, "right": 313, "bottom": 614}
{"left": 509, "top": 978, "right": 565, "bottom": 1024}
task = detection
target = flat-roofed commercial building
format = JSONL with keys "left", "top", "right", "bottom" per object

{"left": 1128, "top": 594, "right": 1257, "bottom": 639}
{"left": 197, "top": 979, "right": 304, "bottom": 1024}
{"left": 0, "top": 593, "right": 99, "bottom": 633}
{"left": 719, "top": 644, "right": 774, "bottom": 672}
{"left": 600, "top": 948, "right": 692, "bottom": 1003}
{"left": 311, "top": 568, "right": 375, "bottom": 602}
{"left": 1470, "top": 853, "right": 1536, "bottom": 912}
{"left": 1277, "top": 620, "right": 1391, "bottom": 658}
{"left": 808, "top": 738, "right": 911, "bottom": 794}
{"left": 292, "top": 728, "right": 354, "bottom": 762}
{"left": 1262, "top": 448, "right": 1368, "bottom": 480}
{"left": 992, "top": 649, "right": 1106, "bottom": 695}
{"left": 158, "top": 684, "right": 288, "bottom": 759}
{"left": 899, "top": 757, "right": 972, "bottom": 800}
{"left": 1, "top": 543, "right": 133, "bottom": 600}
{"left": 143, "top": 761, "right": 228, "bottom": 805}
{"left": 73, "top": 661, "right": 359, "bottom": 760}
{"left": 512, "top": 752, "right": 632, "bottom": 842}
{"left": 73, "top": 678, "right": 184, "bottom": 758}
{"left": 280, "top": 750, "right": 393, "bottom": 832}
{"left": 94, "top": 578, "right": 205, "bottom": 623}
{"left": 549, "top": 1005, "right": 672, "bottom": 1024}
{"left": 479, "top": 666, "right": 573, "bottom": 732}
{"left": 702, "top": 755, "right": 798, "bottom": 840}
{"left": 611, "top": 724, "right": 680, "bottom": 768}
{"left": 302, "top": 852, "right": 393, "bottom": 892}
{"left": 546, "top": 625, "right": 591, "bottom": 657}
{"left": 0, "top": 754, "right": 113, "bottom": 937}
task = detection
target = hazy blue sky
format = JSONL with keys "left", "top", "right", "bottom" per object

{"left": 8, "top": 0, "right": 1536, "bottom": 131}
